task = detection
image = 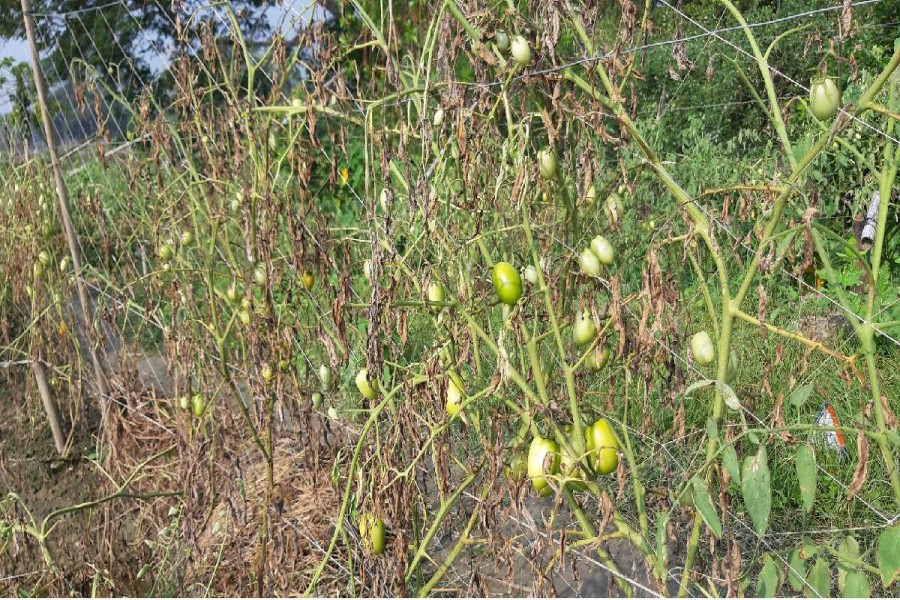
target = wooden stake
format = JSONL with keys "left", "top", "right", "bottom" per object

{"left": 32, "top": 359, "right": 67, "bottom": 455}
{"left": 21, "top": 0, "right": 110, "bottom": 401}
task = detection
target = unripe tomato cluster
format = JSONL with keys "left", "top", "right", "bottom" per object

{"left": 579, "top": 234, "right": 615, "bottom": 276}
{"left": 526, "top": 418, "right": 620, "bottom": 495}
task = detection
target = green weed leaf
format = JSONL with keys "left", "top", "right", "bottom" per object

{"left": 876, "top": 525, "right": 900, "bottom": 587}
{"left": 796, "top": 444, "right": 816, "bottom": 513}
{"left": 790, "top": 383, "right": 814, "bottom": 407}
{"left": 691, "top": 477, "right": 722, "bottom": 539}
{"left": 806, "top": 556, "right": 831, "bottom": 598}
{"left": 757, "top": 554, "right": 781, "bottom": 597}
{"left": 741, "top": 445, "right": 771, "bottom": 536}
{"left": 842, "top": 571, "right": 870, "bottom": 598}
{"left": 722, "top": 445, "right": 741, "bottom": 482}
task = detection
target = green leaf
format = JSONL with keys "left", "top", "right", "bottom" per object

{"left": 876, "top": 525, "right": 900, "bottom": 587}
{"left": 836, "top": 536, "right": 861, "bottom": 593}
{"left": 722, "top": 445, "right": 741, "bottom": 482}
{"left": 683, "top": 379, "right": 714, "bottom": 398}
{"left": 716, "top": 381, "right": 741, "bottom": 410}
{"left": 757, "top": 555, "right": 781, "bottom": 597}
{"left": 806, "top": 556, "right": 831, "bottom": 598}
{"left": 705, "top": 417, "right": 718, "bottom": 441}
{"left": 886, "top": 430, "right": 900, "bottom": 448}
{"left": 788, "top": 547, "right": 808, "bottom": 592}
{"left": 691, "top": 477, "right": 722, "bottom": 538}
{"left": 655, "top": 510, "right": 669, "bottom": 574}
{"left": 842, "top": 571, "right": 870, "bottom": 598}
{"left": 796, "top": 444, "right": 817, "bottom": 513}
{"left": 741, "top": 445, "right": 772, "bottom": 536}
{"left": 790, "top": 383, "right": 814, "bottom": 407}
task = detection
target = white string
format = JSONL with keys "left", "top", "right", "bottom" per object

{"left": 658, "top": 0, "right": 900, "bottom": 147}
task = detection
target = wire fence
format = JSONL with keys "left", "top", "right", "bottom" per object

{"left": 1, "top": 0, "right": 898, "bottom": 596}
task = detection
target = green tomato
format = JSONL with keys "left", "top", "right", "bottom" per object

{"left": 226, "top": 283, "right": 240, "bottom": 303}
{"left": 691, "top": 331, "right": 716, "bottom": 366}
{"left": 590, "top": 235, "right": 615, "bottom": 266}
{"left": 495, "top": 30, "right": 510, "bottom": 53}
{"left": 33, "top": 260, "right": 44, "bottom": 278}
{"left": 523, "top": 265, "right": 539, "bottom": 285}
{"left": 433, "top": 107, "right": 444, "bottom": 128}
{"left": 301, "top": 272, "right": 314, "bottom": 291}
{"left": 191, "top": 393, "right": 205, "bottom": 418}
{"left": 586, "top": 418, "right": 619, "bottom": 475}
{"left": 510, "top": 35, "right": 531, "bottom": 66}
{"left": 319, "top": 365, "right": 332, "bottom": 388}
{"left": 158, "top": 243, "right": 174, "bottom": 261}
{"left": 604, "top": 193, "right": 623, "bottom": 225}
{"left": 579, "top": 247, "right": 602, "bottom": 277}
{"left": 505, "top": 451, "right": 527, "bottom": 482}
{"left": 179, "top": 395, "right": 190, "bottom": 411}
{"left": 180, "top": 230, "right": 193, "bottom": 247}
{"left": 538, "top": 149, "right": 558, "bottom": 180}
{"left": 311, "top": 392, "right": 323, "bottom": 409}
{"left": 359, "top": 513, "right": 386, "bottom": 556}
{"left": 528, "top": 435, "right": 560, "bottom": 496}
{"left": 38, "top": 250, "right": 52, "bottom": 268}
{"left": 446, "top": 374, "right": 464, "bottom": 417}
{"left": 809, "top": 77, "right": 841, "bottom": 120}
{"left": 492, "top": 261, "right": 523, "bottom": 306}
{"left": 725, "top": 349, "right": 739, "bottom": 384}
{"left": 261, "top": 363, "right": 274, "bottom": 382}
{"left": 253, "top": 264, "right": 267, "bottom": 286}
{"left": 239, "top": 309, "right": 251, "bottom": 325}
{"left": 427, "top": 281, "right": 445, "bottom": 313}
{"left": 585, "top": 345, "right": 611, "bottom": 371}
{"left": 573, "top": 310, "right": 597, "bottom": 346}
{"left": 363, "top": 259, "right": 373, "bottom": 281}
{"left": 355, "top": 368, "right": 379, "bottom": 400}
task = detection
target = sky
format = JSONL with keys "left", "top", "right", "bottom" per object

{"left": 0, "top": 0, "right": 324, "bottom": 113}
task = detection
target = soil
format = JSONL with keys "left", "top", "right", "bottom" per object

{"left": 0, "top": 376, "right": 135, "bottom": 596}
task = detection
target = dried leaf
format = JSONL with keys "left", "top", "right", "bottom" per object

{"left": 847, "top": 431, "right": 868, "bottom": 501}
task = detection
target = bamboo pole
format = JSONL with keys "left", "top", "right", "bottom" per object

{"left": 21, "top": 0, "right": 110, "bottom": 404}
{"left": 31, "top": 359, "right": 66, "bottom": 455}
